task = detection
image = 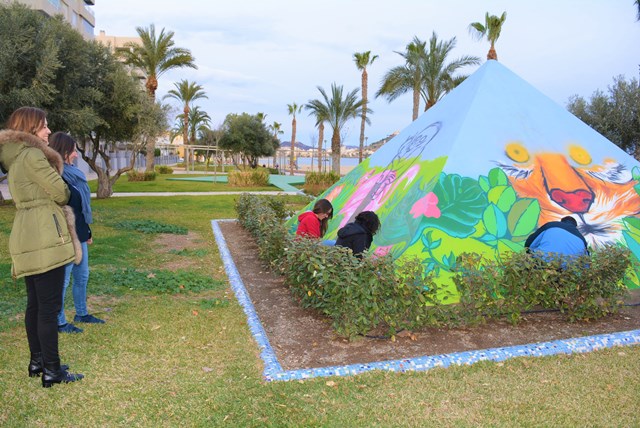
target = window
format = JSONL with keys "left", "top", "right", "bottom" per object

{"left": 81, "top": 17, "right": 94, "bottom": 37}
{"left": 47, "top": 0, "right": 61, "bottom": 9}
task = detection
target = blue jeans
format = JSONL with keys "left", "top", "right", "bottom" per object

{"left": 58, "top": 241, "right": 89, "bottom": 325}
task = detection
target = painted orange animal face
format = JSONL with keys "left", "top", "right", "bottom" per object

{"left": 498, "top": 142, "right": 640, "bottom": 246}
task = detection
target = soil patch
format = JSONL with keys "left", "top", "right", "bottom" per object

{"left": 219, "top": 221, "right": 640, "bottom": 371}
{"left": 154, "top": 232, "right": 208, "bottom": 271}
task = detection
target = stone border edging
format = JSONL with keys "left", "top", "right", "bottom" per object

{"left": 211, "top": 219, "right": 640, "bottom": 381}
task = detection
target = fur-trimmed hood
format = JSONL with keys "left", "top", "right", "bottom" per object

{"left": 0, "top": 129, "right": 64, "bottom": 174}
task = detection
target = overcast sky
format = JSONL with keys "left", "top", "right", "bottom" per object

{"left": 93, "top": 0, "right": 640, "bottom": 147}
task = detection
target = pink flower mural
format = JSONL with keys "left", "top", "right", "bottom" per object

{"left": 410, "top": 192, "right": 441, "bottom": 219}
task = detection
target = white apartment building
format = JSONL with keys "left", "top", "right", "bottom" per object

{"left": 4, "top": 0, "right": 95, "bottom": 39}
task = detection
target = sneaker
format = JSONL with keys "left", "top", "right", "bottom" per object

{"left": 58, "top": 323, "right": 83, "bottom": 334}
{"left": 74, "top": 314, "right": 105, "bottom": 324}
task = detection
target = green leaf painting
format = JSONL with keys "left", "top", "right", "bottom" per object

{"left": 507, "top": 199, "right": 540, "bottom": 238}
{"left": 421, "top": 173, "right": 487, "bottom": 238}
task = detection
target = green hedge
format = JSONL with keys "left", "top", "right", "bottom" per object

{"left": 303, "top": 171, "right": 340, "bottom": 196}
{"left": 228, "top": 169, "right": 269, "bottom": 187}
{"left": 235, "top": 194, "right": 633, "bottom": 338}
{"left": 127, "top": 170, "right": 156, "bottom": 181}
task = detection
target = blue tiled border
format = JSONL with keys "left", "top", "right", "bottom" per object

{"left": 212, "top": 220, "right": 640, "bottom": 382}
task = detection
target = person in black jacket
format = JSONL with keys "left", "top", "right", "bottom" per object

{"left": 335, "top": 211, "right": 380, "bottom": 257}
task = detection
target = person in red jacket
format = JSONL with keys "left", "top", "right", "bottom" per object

{"left": 296, "top": 199, "right": 333, "bottom": 239}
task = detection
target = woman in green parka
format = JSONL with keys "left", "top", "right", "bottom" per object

{"left": 0, "top": 107, "right": 83, "bottom": 388}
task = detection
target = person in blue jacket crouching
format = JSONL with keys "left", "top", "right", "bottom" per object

{"left": 524, "top": 216, "right": 589, "bottom": 262}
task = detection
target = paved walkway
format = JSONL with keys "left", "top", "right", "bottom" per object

{"left": 0, "top": 171, "right": 304, "bottom": 200}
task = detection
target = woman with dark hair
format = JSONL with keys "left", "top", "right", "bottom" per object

{"left": 49, "top": 132, "right": 104, "bottom": 334}
{"left": 0, "top": 107, "right": 83, "bottom": 387}
{"left": 295, "top": 198, "right": 334, "bottom": 239}
{"left": 335, "top": 211, "right": 381, "bottom": 257}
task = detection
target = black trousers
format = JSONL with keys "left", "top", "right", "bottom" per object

{"left": 24, "top": 265, "right": 66, "bottom": 364}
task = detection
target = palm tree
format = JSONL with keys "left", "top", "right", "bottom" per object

{"left": 186, "top": 107, "right": 211, "bottom": 143}
{"left": 171, "top": 107, "right": 210, "bottom": 167}
{"left": 287, "top": 103, "right": 303, "bottom": 175}
{"left": 256, "top": 112, "right": 268, "bottom": 123}
{"left": 636, "top": 0, "right": 640, "bottom": 21}
{"left": 306, "top": 83, "right": 368, "bottom": 174}
{"left": 421, "top": 32, "right": 480, "bottom": 110}
{"left": 118, "top": 23, "right": 197, "bottom": 171}
{"left": 269, "top": 121, "right": 284, "bottom": 168}
{"left": 376, "top": 37, "right": 427, "bottom": 121}
{"left": 305, "top": 107, "right": 328, "bottom": 172}
{"left": 353, "top": 51, "right": 378, "bottom": 163}
{"left": 468, "top": 11, "right": 507, "bottom": 60}
{"left": 163, "top": 79, "right": 207, "bottom": 149}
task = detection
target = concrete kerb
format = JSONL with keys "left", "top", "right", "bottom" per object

{"left": 211, "top": 219, "right": 640, "bottom": 381}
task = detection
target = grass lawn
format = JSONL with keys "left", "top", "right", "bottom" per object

{"left": 0, "top": 195, "right": 638, "bottom": 426}
{"left": 89, "top": 173, "right": 277, "bottom": 193}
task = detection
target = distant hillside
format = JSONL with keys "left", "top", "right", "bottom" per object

{"left": 279, "top": 132, "right": 399, "bottom": 152}
{"left": 279, "top": 141, "right": 313, "bottom": 151}
{"left": 368, "top": 131, "right": 400, "bottom": 151}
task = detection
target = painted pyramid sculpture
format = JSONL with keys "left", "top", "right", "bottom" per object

{"left": 290, "top": 60, "right": 640, "bottom": 291}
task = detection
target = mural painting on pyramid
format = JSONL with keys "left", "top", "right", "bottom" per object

{"left": 288, "top": 61, "right": 640, "bottom": 296}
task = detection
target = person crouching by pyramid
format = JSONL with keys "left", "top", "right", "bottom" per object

{"left": 295, "top": 199, "right": 334, "bottom": 240}
{"left": 335, "top": 211, "right": 380, "bottom": 258}
{"left": 524, "top": 216, "right": 589, "bottom": 263}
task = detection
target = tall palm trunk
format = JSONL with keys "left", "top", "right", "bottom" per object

{"left": 317, "top": 122, "right": 325, "bottom": 173}
{"left": 183, "top": 105, "right": 190, "bottom": 149}
{"left": 358, "top": 69, "right": 368, "bottom": 163}
{"left": 272, "top": 131, "right": 279, "bottom": 169}
{"left": 412, "top": 86, "right": 420, "bottom": 121}
{"left": 289, "top": 117, "right": 297, "bottom": 175}
{"left": 331, "top": 128, "right": 341, "bottom": 174}
{"left": 145, "top": 80, "right": 158, "bottom": 172}
{"left": 487, "top": 42, "right": 498, "bottom": 60}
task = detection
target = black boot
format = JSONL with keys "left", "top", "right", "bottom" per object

{"left": 41, "top": 361, "right": 83, "bottom": 388}
{"left": 28, "top": 353, "right": 69, "bottom": 378}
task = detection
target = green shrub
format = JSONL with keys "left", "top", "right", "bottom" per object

{"left": 303, "top": 171, "right": 340, "bottom": 196}
{"left": 127, "top": 170, "right": 157, "bottom": 181}
{"left": 234, "top": 194, "right": 634, "bottom": 337}
{"left": 155, "top": 165, "right": 174, "bottom": 174}
{"left": 281, "top": 239, "right": 437, "bottom": 338}
{"left": 452, "top": 247, "right": 631, "bottom": 323}
{"left": 235, "top": 194, "right": 293, "bottom": 267}
{"left": 228, "top": 169, "right": 269, "bottom": 187}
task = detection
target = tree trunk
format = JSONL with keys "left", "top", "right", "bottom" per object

{"left": 183, "top": 105, "right": 190, "bottom": 151}
{"left": 412, "top": 86, "right": 420, "bottom": 121}
{"left": 317, "top": 122, "right": 324, "bottom": 173}
{"left": 96, "top": 169, "right": 113, "bottom": 199}
{"left": 331, "top": 128, "right": 341, "bottom": 174}
{"left": 146, "top": 75, "right": 158, "bottom": 99}
{"left": 487, "top": 43, "right": 498, "bottom": 60}
{"left": 359, "top": 69, "right": 368, "bottom": 163}
{"left": 425, "top": 99, "right": 436, "bottom": 111}
{"left": 290, "top": 117, "right": 297, "bottom": 176}
{"left": 145, "top": 138, "right": 155, "bottom": 172}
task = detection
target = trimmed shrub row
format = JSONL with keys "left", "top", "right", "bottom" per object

{"left": 303, "top": 171, "right": 340, "bottom": 196}
{"left": 235, "top": 194, "right": 633, "bottom": 338}
{"left": 126, "top": 170, "right": 156, "bottom": 181}
{"left": 228, "top": 169, "right": 269, "bottom": 187}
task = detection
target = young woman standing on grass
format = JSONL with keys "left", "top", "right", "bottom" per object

{"left": 0, "top": 107, "right": 83, "bottom": 387}
{"left": 49, "top": 132, "right": 104, "bottom": 334}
